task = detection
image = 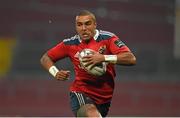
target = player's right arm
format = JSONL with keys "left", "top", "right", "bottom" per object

{"left": 40, "top": 53, "right": 70, "bottom": 80}
{"left": 40, "top": 53, "right": 55, "bottom": 71}
{"left": 40, "top": 41, "right": 70, "bottom": 80}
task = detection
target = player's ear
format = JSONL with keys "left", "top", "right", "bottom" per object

{"left": 94, "top": 22, "right": 97, "bottom": 28}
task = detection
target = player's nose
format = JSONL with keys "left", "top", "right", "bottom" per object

{"left": 82, "top": 24, "right": 87, "bottom": 30}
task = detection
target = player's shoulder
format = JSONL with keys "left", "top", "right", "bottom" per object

{"left": 99, "top": 30, "right": 115, "bottom": 37}
{"left": 97, "top": 30, "right": 117, "bottom": 42}
{"left": 63, "top": 35, "right": 81, "bottom": 45}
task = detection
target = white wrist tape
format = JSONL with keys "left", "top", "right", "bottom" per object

{"left": 104, "top": 55, "right": 117, "bottom": 63}
{"left": 49, "top": 66, "right": 59, "bottom": 77}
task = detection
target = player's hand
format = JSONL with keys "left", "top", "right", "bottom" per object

{"left": 82, "top": 52, "right": 105, "bottom": 68}
{"left": 55, "top": 70, "right": 70, "bottom": 81}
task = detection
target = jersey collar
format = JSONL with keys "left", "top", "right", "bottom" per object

{"left": 94, "top": 29, "right": 99, "bottom": 40}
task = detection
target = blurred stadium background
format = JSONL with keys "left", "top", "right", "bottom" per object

{"left": 0, "top": 0, "right": 180, "bottom": 117}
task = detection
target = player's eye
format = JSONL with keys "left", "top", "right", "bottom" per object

{"left": 85, "top": 21, "right": 92, "bottom": 26}
{"left": 77, "top": 23, "right": 82, "bottom": 26}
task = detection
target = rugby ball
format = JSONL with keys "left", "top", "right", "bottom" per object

{"left": 78, "top": 49, "right": 106, "bottom": 76}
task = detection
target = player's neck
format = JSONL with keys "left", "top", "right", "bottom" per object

{"left": 83, "top": 38, "right": 92, "bottom": 44}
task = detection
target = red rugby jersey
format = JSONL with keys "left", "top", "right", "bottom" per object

{"left": 47, "top": 30, "right": 130, "bottom": 104}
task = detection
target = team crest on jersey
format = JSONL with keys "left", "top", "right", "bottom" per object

{"left": 98, "top": 45, "right": 106, "bottom": 54}
{"left": 114, "top": 39, "right": 125, "bottom": 48}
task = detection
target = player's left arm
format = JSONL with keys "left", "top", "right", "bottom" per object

{"left": 105, "top": 36, "right": 136, "bottom": 65}
{"left": 113, "top": 51, "right": 136, "bottom": 65}
{"left": 82, "top": 51, "right": 136, "bottom": 67}
{"left": 82, "top": 37, "right": 136, "bottom": 67}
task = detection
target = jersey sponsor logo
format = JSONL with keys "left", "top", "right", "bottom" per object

{"left": 114, "top": 39, "right": 125, "bottom": 48}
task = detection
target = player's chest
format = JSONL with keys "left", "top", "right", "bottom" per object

{"left": 69, "top": 40, "right": 108, "bottom": 60}
{"left": 79, "top": 41, "right": 107, "bottom": 53}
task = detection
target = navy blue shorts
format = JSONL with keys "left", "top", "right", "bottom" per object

{"left": 70, "top": 91, "right": 111, "bottom": 117}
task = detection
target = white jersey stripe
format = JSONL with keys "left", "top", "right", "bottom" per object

{"left": 99, "top": 30, "right": 115, "bottom": 37}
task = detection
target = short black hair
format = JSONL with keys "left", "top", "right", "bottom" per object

{"left": 76, "top": 10, "right": 96, "bottom": 22}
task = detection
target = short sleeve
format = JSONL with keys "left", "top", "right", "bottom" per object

{"left": 47, "top": 42, "right": 68, "bottom": 62}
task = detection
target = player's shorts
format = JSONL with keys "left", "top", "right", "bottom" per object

{"left": 70, "top": 91, "right": 111, "bottom": 117}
